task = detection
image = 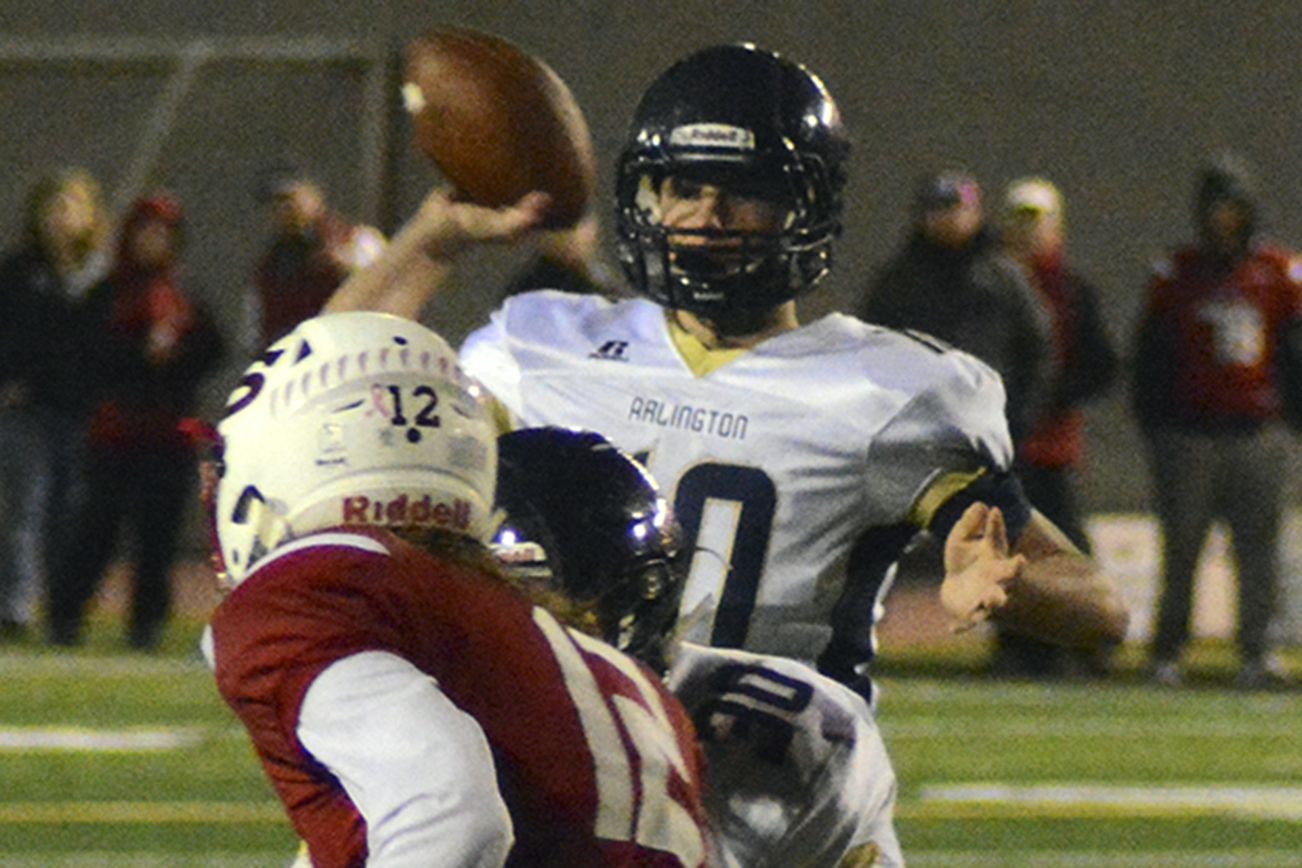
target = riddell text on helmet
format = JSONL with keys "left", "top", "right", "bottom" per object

{"left": 341, "top": 494, "right": 473, "bottom": 530}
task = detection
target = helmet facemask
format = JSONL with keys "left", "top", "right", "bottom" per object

{"left": 495, "top": 517, "right": 685, "bottom": 672}
{"left": 617, "top": 154, "right": 837, "bottom": 323}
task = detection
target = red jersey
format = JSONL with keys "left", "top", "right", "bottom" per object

{"left": 1140, "top": 244, "right": 1302, "bottom": 423}
{"left": 254, "top": 215, "right": 362, "bottom": 347}
{"left": 211, "top": 529, "right": 712, "bottom": 867}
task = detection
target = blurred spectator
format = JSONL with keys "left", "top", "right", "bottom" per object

{"left": 248, "top": 167, "right": 383, "bottom": 350}
{"left": 0, "top": 167, "right": 111, "bottom": 641}
{"left": 861, "top": 170, "right": 1054, "bottom": 445}
{"left": 1132, "top": 155, "right": 1301, "bottom": 689}
{"left": 996, "top": 177, "right": 1120, "bottom": 677}
{"left": 47, "top": 193, "right": 224, "bottom": 650}
{"left": 861, "top": 170, "right": 1058, "bottom": 678}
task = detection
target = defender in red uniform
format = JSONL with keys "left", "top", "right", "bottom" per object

{"left": 206, "top": 312, "right": 713, "bottom": 867}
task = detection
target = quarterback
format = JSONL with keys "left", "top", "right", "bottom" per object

{"left": 205, "top": 313, "right": 714, "bottom": 867}
{"left": 329, "top": 43, "right": 1128, "bottom": 688}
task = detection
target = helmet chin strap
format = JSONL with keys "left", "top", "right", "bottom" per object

{"left": 700, "top": 305, "right": 792, "bottom": 340}
{"left": 672, "top": 304, "right": 797, "bottom": 349}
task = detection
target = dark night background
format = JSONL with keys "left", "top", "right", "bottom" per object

{"left": 3, "top": 1, "right": 1300, "bottom": 513}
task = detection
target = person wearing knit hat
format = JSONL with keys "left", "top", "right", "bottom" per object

{"left": 864, "top": 168, "right": 1055, "bottom": 449}
{"left": 1132, "top": 154, "right": 1300, "bottom": 689}
{"left": 863, "top": 172, "right": 1067, "bottom": 680}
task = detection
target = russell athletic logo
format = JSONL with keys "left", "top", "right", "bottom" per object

{"left": 589, "top": 339, "right": 630, "bottom": 361}
{"left": 341, "top": 494, "right": 473, "bottom": 531}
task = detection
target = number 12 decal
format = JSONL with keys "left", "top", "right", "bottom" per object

{"left": 385, "top": 384, "right": 440, "bottom": 428}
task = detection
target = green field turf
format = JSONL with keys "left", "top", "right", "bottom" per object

{"left": 2, "top": 615, "right": 1299, "bottom": 867}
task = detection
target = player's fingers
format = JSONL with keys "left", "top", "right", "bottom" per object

{"left": 946, "top": 579, "right": 1009, "bottom": 634}
{"left": 985, "top": 553, "right": 1026, "bottom": 591}
{"left": 986, "top": 582, "right": 1009, "bottom": 609}
{"left": 411, "top": 187, "right": 464, "bottom": 240}
{"left": 420, "top": 185, "right": 459, "bottom": 210}
{"left": 984, "top": 505, "right": 1009, "bottom": 556}
{"left": 510, "top": 189, "right": 552, "bottom": 216}
{"left": 950, "top": 605, "right": 992, "bottom": 633}
{"left": 955, "top": 501, "right": 988, "bottom": 538}
{"left": 430, "top": 193, "right": 547, "bottom": 252}
{"left": 473, "top": 191, "right": 551, "bottom": 240}
{"left": 953, "top": 581, "right": 1011, "bottom": 633}
{"left": 945, "top": 502, "right": 988, "bottom": 566}
{"left": 963, "top": 588, "right": 1010, "bottom": 627}
{"left": 509, "top": 191, "right": 552, "bottom": 230}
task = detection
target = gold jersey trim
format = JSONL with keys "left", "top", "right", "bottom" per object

{"left": 488, "top": 395, "right": 517, "bottom": 436}
{"left": 909, "top": 468, "right": 987, "bottom": 527}
{"left": 666, "top": 314, "right": 748, "bottom": 378}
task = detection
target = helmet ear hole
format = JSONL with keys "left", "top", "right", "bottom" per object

{"left": 230, "top": 485, "right": 265, "bottom": 524}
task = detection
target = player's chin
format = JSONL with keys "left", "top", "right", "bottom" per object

{"left": 691, "top": 303, "right": 781, "bottom": 339}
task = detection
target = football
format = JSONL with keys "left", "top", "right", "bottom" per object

{"left": 402, "top": 27, "right": 597, "bottom": 229}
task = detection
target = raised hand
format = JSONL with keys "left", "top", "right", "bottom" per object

{"left": 939, "top": 502, "right": 1026, "bottom": 632}
{"left": 325, "top": 187, "right": 551, "bottom": 319}
{"left": 414, "top": 187, "right": 552, "bottom": 259}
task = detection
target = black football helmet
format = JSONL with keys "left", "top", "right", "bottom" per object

{"left": 615, "top": 43, "right": 851, "bottom": 318}
{"left": 492, "top": 427, "right": 684, "bottom": 670}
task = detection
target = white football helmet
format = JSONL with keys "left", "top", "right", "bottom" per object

{"left": 213, "top": 311, "right": 497, "bottom": 585}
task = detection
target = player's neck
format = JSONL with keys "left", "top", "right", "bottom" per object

{"left": 671, "top": 303, "right": 798, "bottom": 350}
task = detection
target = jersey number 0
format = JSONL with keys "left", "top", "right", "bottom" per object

{"left": 673, "top": 462, "right": 777, "bottom": 648}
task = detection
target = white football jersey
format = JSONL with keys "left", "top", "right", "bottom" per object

{"left": 461, "top": 290, "right": 1011, "bottom": 662}
{"left": 667, "top": 642, "right": 903, "bottom": 868}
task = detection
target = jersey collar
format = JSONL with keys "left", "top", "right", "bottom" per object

{"left": 664, "top": 313, "right": 748, "bottom": 378}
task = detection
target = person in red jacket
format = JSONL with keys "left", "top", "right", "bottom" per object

{"left": 996, "top": 177, "right": 1119, "bottom": 678}
{"left": 249, "top": 168, "right": 383, "bottom": 350}
{"left": 47, "top": 193, "right": 224, "bottom": 649}
{"left": 1132, "top": 155, "right": 1302, "bottom": 689}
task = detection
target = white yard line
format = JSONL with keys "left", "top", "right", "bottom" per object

{"left": 0, "top": 726, "right": 207, "bottom": 751}
{"left": 0, "top": 855, "right": 287, "bottom": 867}
{"left": 884, "top": 717, "right": 1299, "bottom": 738}
{"left": 0, "top": 652, "right": 207, "bottom": 677}
{"left": 912, "top": 783, "right": 1302, "bottom": 821}
{"left": 904, "top": 850, "right": 1302, "bottom": 867}
{"left": 0, "top": 801, "right": 285, "bottom": 824}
